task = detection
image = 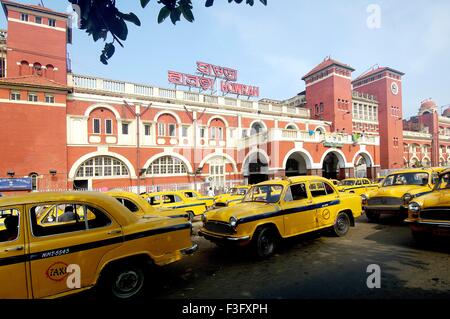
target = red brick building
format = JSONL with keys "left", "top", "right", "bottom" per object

{"left": 3, "top": 1, "right": 443, "bottom": 194}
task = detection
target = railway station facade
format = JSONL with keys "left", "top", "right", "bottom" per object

{"left": 0, "top": 0, "right": 449, "bottom": 193}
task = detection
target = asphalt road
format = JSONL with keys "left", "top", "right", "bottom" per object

{"left": 148, "top": 214, "right": 450, "bottom": 299}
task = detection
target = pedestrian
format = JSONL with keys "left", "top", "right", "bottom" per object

{"left": 207, "top": 187, "right": 214, "bottom": 197}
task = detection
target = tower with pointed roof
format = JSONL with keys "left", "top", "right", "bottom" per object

{"left": 352, "top": 66, "right": 405, "bottom": 169}
{"left": 302, "top": 56, "right": 355, "bottom": 134}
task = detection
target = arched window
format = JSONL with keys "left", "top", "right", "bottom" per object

{"left": 29, "top": 173, "right": 39, "bottom": 191}
{"left": 19, "top": 60, "right": 29, "bottom": 76}
{"left": 157, "top": 114, "right": 178, "bottom": 138}
{"left": 75, "top": 156, "right": 129, "bottom": 178}
{"left": 209, "top": 118, "right": 226, "bottom": 141}
{"left": 250, "top": 122, "right": 264, "bottom": 136}
{"left": 33, "top": 63, "right": 42, "bottom": 76}
{"left": 147, "top": 156, "right": 187, "bottom": 175}
{"left": 286, "top": 125, "right": 297, "bottom": 130}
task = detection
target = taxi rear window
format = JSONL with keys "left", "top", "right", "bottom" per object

{"left": 30, "top": 203, "right": 111, "bottom": 237}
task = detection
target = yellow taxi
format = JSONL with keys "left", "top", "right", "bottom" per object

{"left": 405, "top": 168, "right": 450, "bottom": 242}
{"left": 199, "top": 176, "right": 362, "bottom": 258}
{"left": 329, "top": 179, "right": 340, "bottom": 186}
{"left": 337, "top": 178, "right": 379, "bottom": 196}
{"left": 213, "top": 185, "right": 251, "bottom": 208}
{"left": 0, "top": 192, "right": 197, "bottom": 299}
{"left": 362, "top": 167, "right": 444, "bottom": 222}
{"left": 142, "top": 190, "right": 209, "bottom": 220}
{"left": 178, "top": 190, "right": 214, "bottom": 208}
{"left": 106, "top": 190, "right": 189, "bottom": 221}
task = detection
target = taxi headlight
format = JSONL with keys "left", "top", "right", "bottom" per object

{"left": 229, "top": 216, "right": 237, "bottom": 228}
{"left": 402, "top": 193, "right": 413, "bottom": 205}
{"left": 408, "top": 202, "right": 421, "bottom": 213}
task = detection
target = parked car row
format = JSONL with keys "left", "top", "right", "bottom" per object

{"left": 2, "top": 168, "right": 449, "bottom": 300}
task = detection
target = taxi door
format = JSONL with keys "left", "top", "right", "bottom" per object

{"left": 310, "top": 181, "right": 340, "bottom": 228}
{"left": 282, "top": 182, "right": 317, "bottom": 236}
{"left": 26, "top": 202, "right": 124, "bottom": 299}
{"left": 0, "top": 205, "right": 29, "bottom": 299}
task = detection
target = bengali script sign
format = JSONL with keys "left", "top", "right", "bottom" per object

{"left": 196, "top": 61, "right": 238, "bottom": 82}
{"left": 168, "top": 71, "right": 214, "bottom": 91}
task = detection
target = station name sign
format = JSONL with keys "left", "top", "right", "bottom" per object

{"left": 168, "top": 61, "right": 259, "bottom": 97}
{"left": 0, "top": 178, "right": 32, "bottom": 191}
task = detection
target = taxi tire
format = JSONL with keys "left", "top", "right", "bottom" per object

{"left": 332, "top": 212, "right": 350, "bottom": 237}
{"left": 99, "top": 262, "right": 147, "bottom": 300}
{"left": 253, "top": 226, "right": 277, "bottom": 258}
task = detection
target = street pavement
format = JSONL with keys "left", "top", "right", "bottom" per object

{"left": 150, "top": 215, "right": 450, "bottom": 299}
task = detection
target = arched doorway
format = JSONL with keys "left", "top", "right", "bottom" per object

{"left": 250, "top": 121, "right": 265, "bottom": 136}
{"left": 285, "top": 152, "right": 310, "bottom": 177}
{"left": 243, "top": 151, "right": 269, "bottom": 184}
{"left": 322, "top": 151, "right": 346, "bottom": 180}
{"left": 354, "top": 152, "right": 373, "bottom": 178}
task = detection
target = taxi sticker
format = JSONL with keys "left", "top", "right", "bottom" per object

{"left": 46, "top": 262, "right": 69, "bottom": 282}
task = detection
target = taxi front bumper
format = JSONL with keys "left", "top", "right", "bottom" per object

{"left": 198, "top": 229, "right": 251, "bottom": 244}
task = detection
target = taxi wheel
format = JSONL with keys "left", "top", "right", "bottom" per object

{"left": 333, "top": 212, "right": 350, "bottom": 237}
{"left": 253, "top": 226, "right": 277, "bottom": 258}
{"left": 101, "top": 263, "right": 146, "bottom": 299}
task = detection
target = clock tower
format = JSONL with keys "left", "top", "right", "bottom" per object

{"left": 352, "top": 67, "right": 405, "bottom": 169}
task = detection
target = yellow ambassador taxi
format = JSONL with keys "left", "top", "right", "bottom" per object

{"left": 213, "top": 185, "right": 251, "bottom": 208}
{"left": 0, "top": 192, "right": 197, "bottom": 300}
{"left": 142, "top": 190, "right": 208, "bottom": 220}
{"left": 178, "top": 190, "right": 214, "bottom": 208}
{"left": 362, "top": 167, "right": 444, "bottom": 222}
{"left": 406, "top": 169, "right": 450, "bottom": 243}
{"left": 106, "top": 190, "right": 189, "bottom": 221}
{"left": 199, "top": 176, "right": 362, "bottom": 258}
{"left": 337, "top": 178, "right": 379, "bottom": 196}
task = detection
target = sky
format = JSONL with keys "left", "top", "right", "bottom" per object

{"left": 1, "top": 0, "right": 450, "bottom": 118}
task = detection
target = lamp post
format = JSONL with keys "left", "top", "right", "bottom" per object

{"left": 183, "top": 105, "right": 206, "bottom": 191}
{"left": 123, "top": 101, "right": 152, "bottom": 194}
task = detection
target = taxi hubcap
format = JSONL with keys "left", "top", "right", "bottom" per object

{"left": 114, "top": 270, "right": 142, "bottom": 297}
{"left": 260, "top": 234, "right": 273, "bottom": 254}
{"left": 337, "top": 216, "right": 348, "bottom": 232}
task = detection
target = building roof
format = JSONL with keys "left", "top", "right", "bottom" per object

{"left": 302, "top": 57, "right": 355, "bottom": 80}
{"left": 353, "top": 66, "right": 405, "bottom": 82}
{"left": 1, "top": 0, "right": 69, "bottom": 18}
{"left": 0, "top": 75, "right": 69, "bottom": 91}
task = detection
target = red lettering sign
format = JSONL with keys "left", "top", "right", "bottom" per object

{"left": 197, "top": 62, "right": 238, "bottom": 81}
{"left": 168, "top": 71, "right": 214, "bottom": 91}
{"left": 220, "top": 81, "right": 259, "bottom": 97}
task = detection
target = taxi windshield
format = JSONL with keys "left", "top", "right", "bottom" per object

{"left": 435, "top": 172, "right": 450, "bottom": 190}
{"left": 340, "top": 180, "right": 355, "bottom": 186}
{"left": 229, "top": 188, "right": 247, "bottom": 196}
{"left": 243, "top": 185, "right": 283, "bottom": 203}
{"left": 382, "top": 172, "right": 429, "bottom": 187}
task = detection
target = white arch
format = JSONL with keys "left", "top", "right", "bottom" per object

{"left": 241, "top": 149, "right": 270, "bottom": 174}
{"left": 84, "top": 103, "right": 121, "bottom": 119}
{"left": 249, "top": 119, "right": 267, "bottom": 131}
{"left": 319, "top": 149, "right": 348, "bottom": 168}
{"left": 153, "top": 110, "right": 182, "bottom": 124}
{"left": 199, "top": 153, "right": 237, "bottom": 172}
{"left": 69, "top": 151, "right": 136, "bottom": 179}
{"left": 352, "top": 151, "right": 374, "bottom": 167}
{"left": 284, "top": 122, "right": 299, "bottom": 130}
{"left": 142, "top": 151, "right": 193, "bottom": 173}
{"left": 409, "top": 156, "right": 420, "bottom": 164}
{"left": 282, "top": 148, "right": 314, "bottom": 169}
{"left": 207, "top": 116, "right": 229, "bottom": 128}
{"left": 314, "top": 125, "right": 327, "bottom": 134}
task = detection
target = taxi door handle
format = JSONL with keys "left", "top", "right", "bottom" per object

{"left": 5, "top": 246, "right": 24, "bottom": 252}
{"left": 108, "top": 229, "right": 122, "bottom": 235}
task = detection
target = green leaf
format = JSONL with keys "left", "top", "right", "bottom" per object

{"left": 140, "top": 0, "right": 151, "bottom": 8}
{"left": 259, "top": 0, "right": 267, "bottom": 5}
{"left": 119, "top": 12, "right": 141, "bottom": 26}
{"left": 109, "top": 16, "right": 128, "bottom": 41}
{"left": 180, "top": 4, "right": 194, "bottom": 22}
{"left": 100, "top": 42, "right": 115, "bottom": 65}
{"left": 205, "top": 0, "right": 214, "bottom": 7}
{"left": 157, "top": 6, "right": 171, "bottom": 23}
{"left": 170, "top": 7, "right": 181, "bottom": 24}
